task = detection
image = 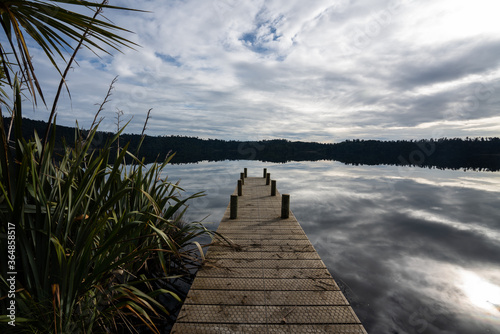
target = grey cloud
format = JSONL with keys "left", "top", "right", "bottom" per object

{"left": 24, "top": 0, "right": 500, "bottom": 142}
{"left": 393, "top": 39, "right": 500, "bottom": 90}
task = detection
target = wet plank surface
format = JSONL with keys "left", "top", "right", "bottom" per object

{"left": 171, "top": 176, "right": 367, "bottom": 333}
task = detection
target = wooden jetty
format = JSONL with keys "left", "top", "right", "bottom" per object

{"left": 171, "top": 170, "right": 367, "bottom": 333}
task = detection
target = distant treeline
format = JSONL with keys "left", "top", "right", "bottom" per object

{"left": 5, "top": 117, "right": 500, "bottom": 171}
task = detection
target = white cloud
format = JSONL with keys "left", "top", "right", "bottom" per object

{"left": 25, "top": 0, "right": 500, "bottom": 142}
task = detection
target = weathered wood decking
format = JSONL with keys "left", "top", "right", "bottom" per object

{"left": 171, "top": 174, "right": 367, "bottom": 333}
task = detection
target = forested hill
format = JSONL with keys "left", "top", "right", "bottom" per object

{"left": 5, "top": 117, "right": 500, "bottom": 171}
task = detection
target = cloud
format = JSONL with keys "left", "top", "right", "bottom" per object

{"left": 393, "top": 39, "right": 500, "bottom": 90}
{"left": 22, "top": 0, "right": 500, "bottom": 142}
{"left": 291, "top": 164, "right": 500, "bottom": 332}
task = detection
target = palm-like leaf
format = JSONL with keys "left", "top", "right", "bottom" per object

{"left": 0, "top": 3, "right": 217, "bottom": 332}
{"left": 0, "top": 0, "right": 140, "bottom": 103}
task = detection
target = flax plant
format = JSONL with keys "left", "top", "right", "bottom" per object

{"left": 0, "top": 2, "right": 218, "bottom": 332}
{"left": 0, "top": 81, "right": 214, "bottom": 333}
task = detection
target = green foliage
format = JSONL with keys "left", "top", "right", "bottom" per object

{"left": 0, "top": 81, "right": 214, "bottom": 333}
{"left": 0, "top": 1, "right": 218, "bottom": 332}
{"left": 0, "top": 0, "right": 140, "bottom": 103}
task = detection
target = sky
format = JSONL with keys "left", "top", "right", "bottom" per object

{"left": 25, "top": 0, "right": 500, "bottom": 142}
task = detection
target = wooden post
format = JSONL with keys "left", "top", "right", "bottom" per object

{"left": 230, "top": 195, "right": 238, "bottom": 219}
{"left": 238, "top": 179, "right": 243, "bottom": 196}
{"left": 240, "top": 172, "right": 245, "bottom": 185}
{"left": 281, "top": 194, "right": 290, "bottom": 219}
{"left": 266, "top": 173, "right": 271, "bottom": 185}
{"left": 271, "top": 180, "right": 276, "bottom": 196}
{"left": 244, "top": 168, "right": 248, "bottom": 178}
{"left": 263, "top": 168, "right": 267, "bottom": 178}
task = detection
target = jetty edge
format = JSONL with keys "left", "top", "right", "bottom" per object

{"left": 171, "top": 169, "right": 367, "bottom": 333}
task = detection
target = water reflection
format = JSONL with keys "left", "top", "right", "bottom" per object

{"left": 461, "top": 270, "right": 500, "bottom": 313}
{"left": 162, "top": 160, "right": 500, "bottom": 334}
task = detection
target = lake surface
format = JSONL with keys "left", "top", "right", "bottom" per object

{"left": 161, "top": 160, "right": 500, "bottom": 334}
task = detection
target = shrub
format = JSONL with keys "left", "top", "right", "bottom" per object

{"left": 0, "top": 81, "right": 214, "bottom": 333}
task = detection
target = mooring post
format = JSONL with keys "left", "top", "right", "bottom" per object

{"left": 240, "top": 172, "right": 245, "bottom": 185}
{"left": 230, "top": 195, "right": 238, "bottom": 219}
{"left": 244, "top": 168, "right": 248, "bottom": 178}
{"left": 271, "top": 180, "right": 277, "bottom": 196}
{"left": 281, "top": 194, "right": 290, "bottom": 219}
{"left": 263, "top": 168, "right": 267, "bottom": 178}
{"left": 266, "top": 173, "right": 271, "bottom": 185}
{"left": 238, "top": 179, "right": 243, "bottom": 196}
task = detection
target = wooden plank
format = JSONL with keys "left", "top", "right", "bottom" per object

{"left": 171, "top": 175, "right": 367, "bottom": 333}
{"left": 204, "top": 250, "right": 321, "bottom": 260}
{"left": 183, "top": 290, "right": 349, "bottom": 306}
{"left": 175, "top": 305, "right": 359, "bottom": 324}
{"left": 172, "top": 324, "right": 367, "bottom": 333}
{"left": 196, "top": 267, "right": 333, "bottom": 279}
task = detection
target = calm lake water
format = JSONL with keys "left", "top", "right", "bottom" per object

{"left": 161, "top": 160, "right": 500, "bottom": 334}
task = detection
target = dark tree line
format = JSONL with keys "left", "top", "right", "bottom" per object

{"left": 7, "top": 118, "right": 500, "bottom": 171}
{"left": 329, "top": 138, "right": 500, "bottom": 171}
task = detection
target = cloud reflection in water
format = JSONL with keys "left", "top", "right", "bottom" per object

{"left": 163, "top": 160, "right": 500, "bottom": 334}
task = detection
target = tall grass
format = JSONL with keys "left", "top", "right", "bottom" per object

{"left": 0, "top": 80, "right": 214, "bottom": 333}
